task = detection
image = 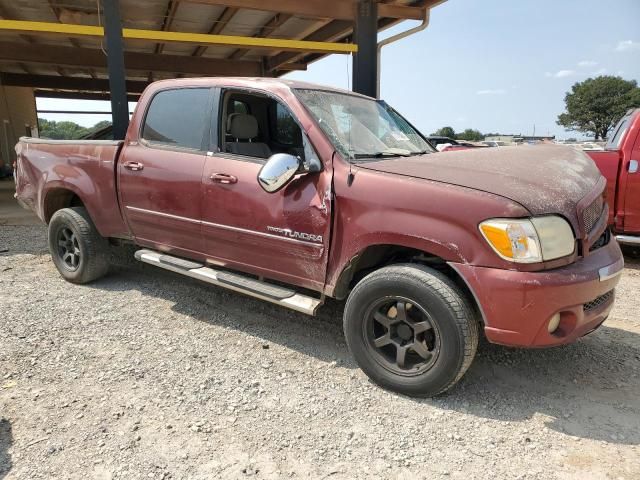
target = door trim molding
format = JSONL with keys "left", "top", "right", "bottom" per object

{"left": 126, "top": 205, "right": 200, "bottom": 224}
{"left": 125, "top": 206, "right": 322, "bottom": 247}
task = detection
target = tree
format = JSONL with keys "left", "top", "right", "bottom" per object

{"left": 38, "top": 119, "right": 89, "bottom": 139}
{"left": 433, "top": 126, "right": 456, "bottom": 138}
{"left": 557, "top": 76, "right": 640, "bottom": 140}
{"left": 90, "top": 120, "right": 112, "bottom": 131}
{"left": 457, "top": 128, "right": 484, "bottom": 141}
{"left": 38, "top": 119, "right": 114, "bottom": 140}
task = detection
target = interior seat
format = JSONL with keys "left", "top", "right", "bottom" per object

{"left": 225, "top": 113, "right": 272, "bottom": 159}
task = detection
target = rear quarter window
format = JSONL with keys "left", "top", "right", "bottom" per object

{"left": 142, "top": 88, "right": 210, "bottom": 150}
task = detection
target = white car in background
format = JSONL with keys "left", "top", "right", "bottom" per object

{"left": 578, "top": 142, "right": 604, "bottom": 151}
{"left": 483, "top": 140, "right": 508, "bottom": 147}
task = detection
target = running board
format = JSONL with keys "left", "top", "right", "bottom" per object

{"left": 134, "top": 249, "right": 323, "bottom": 315}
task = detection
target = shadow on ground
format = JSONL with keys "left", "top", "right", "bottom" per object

{"left": 87, "top": 254, "right": 640, "bottom": 447}
{"left": 0, "top": 225, "right": 48, "bottom": 257}
{"left": 621, "top": 249, "right": 640, "bottom": 270}
{"left": 0, "top": 419, "right": 12, "bottom": 480}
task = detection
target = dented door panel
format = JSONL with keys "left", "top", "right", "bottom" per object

{"left": 201, "top": 154, "right": 332, "bottom": 291}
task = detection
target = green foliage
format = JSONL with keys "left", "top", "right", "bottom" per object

{"left": 38, "top": 118, "right": 112, "bottom": 140}
{"left": 90, "top": 120, "right": 112, "bottom": 131}
{"left": 557, "top": 76, "right": 640, "bottom": 140}
{"left": 433, "top": 126, "right": 484, "bottom": 141}
{"left": 457, "top": 128, "right": 484, "bottom": 141}
{"left": 433, "top": 126, "right": 456, "bottom": 138}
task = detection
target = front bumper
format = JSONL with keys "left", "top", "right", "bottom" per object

{"left": 451, "top": 237, "right": 623, "bottom": 347}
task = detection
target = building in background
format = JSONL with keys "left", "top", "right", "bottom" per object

{"left": 485, "top": 134, "right": 555, "bottom": 144}
{"left": 0, "top": 84, "right": 37, "bottom": 174}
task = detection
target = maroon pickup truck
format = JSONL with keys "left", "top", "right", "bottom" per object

{"left": 587, "top": 108, "right": 640, "bottom": 251}
{"left": 14, "top": 78, "right": 623, "bottom": 396}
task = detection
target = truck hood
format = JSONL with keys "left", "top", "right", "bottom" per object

{"left": 360, "top": 144, "right": 602, "bottom": 216}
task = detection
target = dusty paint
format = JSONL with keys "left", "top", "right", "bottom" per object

{"left": 362, "top": 144, "right": 603, "bottom": 231}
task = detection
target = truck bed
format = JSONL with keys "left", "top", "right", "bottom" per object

{"left": 14, "top": 137, "right": 130, "bottom": 238}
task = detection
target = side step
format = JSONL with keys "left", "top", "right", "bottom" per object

{"left": 134, "top": 249, "right": 323, "bottom": 315}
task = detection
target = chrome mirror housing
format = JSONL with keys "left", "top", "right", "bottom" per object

{"left": 258, "top": 153, "right": 301, "bottom": 193}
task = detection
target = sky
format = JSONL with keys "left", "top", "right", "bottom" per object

{"left": 37, "top": 0, "right": 640, "bottom": 139}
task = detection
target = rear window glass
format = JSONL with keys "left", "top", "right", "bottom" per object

{"left": 606, "top": 115, "right": 630, "bottom": 150}
{"left": 142, "top": 88, "right": 210, "bottom": 150}
{"left": 231, "top": 100, "right": 249, "bottom": 114}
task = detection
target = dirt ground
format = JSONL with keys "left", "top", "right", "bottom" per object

{"left": 1, "top": 193, "right": 639, "bottom": 479}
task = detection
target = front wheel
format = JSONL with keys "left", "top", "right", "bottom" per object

{"left": 48, "top": 207, "right": 110, "bottom": 284}
{"left": 343, "top": 264, "right": 478, "bottom": 397}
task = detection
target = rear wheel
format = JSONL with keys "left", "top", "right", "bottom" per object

{"left": 48, "top": 207, "right": 110, "bottom": 284}
{"left": 343, "top": 264, "right": 478, "bottom": 397}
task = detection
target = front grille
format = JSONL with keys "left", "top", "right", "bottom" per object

{"left": 583, "top": 195, "right": 604, "bottom": 233}
{"left": 583, "top": 290, "right": 614, "bottom": 312}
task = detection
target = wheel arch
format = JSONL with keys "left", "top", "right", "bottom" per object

{"left": 42, "top": 186, "right": 86, "bottom": 223}
{"left": 330, "top": 242, "right": 482, "bottom": 325}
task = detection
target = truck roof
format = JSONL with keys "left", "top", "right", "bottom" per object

{"left": 146, "top": 76, "right": 370, "bottom": 99}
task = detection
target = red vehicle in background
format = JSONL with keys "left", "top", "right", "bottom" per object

{"left": 427, "top": 136, "right": 487, "bottom": 152}
{"left": 426, "top": 136, "right": 472, "bottom": 152}
{"left": 587, "top": 109, "right": 640, "bottom": 252}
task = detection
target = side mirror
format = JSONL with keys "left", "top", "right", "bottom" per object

{"left": 258, "top": 153, "right": 301, "bottom": 193}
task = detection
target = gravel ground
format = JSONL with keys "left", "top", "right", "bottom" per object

{"left": 1, "top": 224, "right": 639, "bottom": 480}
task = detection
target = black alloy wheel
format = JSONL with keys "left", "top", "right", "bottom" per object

{"left": 364, "top": 297, "right": 441, "bottom": 376}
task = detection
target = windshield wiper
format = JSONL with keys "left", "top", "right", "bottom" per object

{"left": 352, "top": 151, "right": 409, "bottom": 159}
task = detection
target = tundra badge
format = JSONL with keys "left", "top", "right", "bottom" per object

{"left": 267, "top": 226, "right": 323, "bottom": 243}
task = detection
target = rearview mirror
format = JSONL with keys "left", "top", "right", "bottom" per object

{"left": 258, "top": 153, "right": 302, "bottom": 193}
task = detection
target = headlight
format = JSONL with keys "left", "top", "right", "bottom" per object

{"left": 479, "top": 216, "right": 575, "bottom": 263}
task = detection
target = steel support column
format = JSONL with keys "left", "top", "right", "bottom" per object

{"left": 352, "top": 0, "right": 378, "bottom": 98}
{"left": 102, "top": 0, "right": 129, "bottom": 139}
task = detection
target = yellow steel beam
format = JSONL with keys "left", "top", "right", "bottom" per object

{"left": 0, "top": 19, "right": 357, "bottom": 53}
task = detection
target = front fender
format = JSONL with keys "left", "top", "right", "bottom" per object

{"left": 325, "top": 159, "right": 532, "bottom": 295}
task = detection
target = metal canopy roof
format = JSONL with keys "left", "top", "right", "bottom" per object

{"left": 0, "top": 0, "right": 444, "bottom": 100}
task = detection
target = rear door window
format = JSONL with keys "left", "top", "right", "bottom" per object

{"left": 142, "top": 88, "right": 210, "bottom": 150}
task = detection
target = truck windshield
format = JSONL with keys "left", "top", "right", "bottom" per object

{"left": 295, "top": 89, "right": 432, "bottom": 161}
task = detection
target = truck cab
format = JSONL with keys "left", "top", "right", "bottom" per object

{"left": 587, "top": 108, "right": 640, "bottom": 245}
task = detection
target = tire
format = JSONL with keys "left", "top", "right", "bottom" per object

{"left": 48, "top": 207, "right": 110, "bottom": 284}
{"left": 621, "top": 244, "right": 640, "bottom": 259}
{"left": 343, "top": 263, "right": 478, "bottom": 397}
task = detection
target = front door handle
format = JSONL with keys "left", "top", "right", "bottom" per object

{"left": 210, "top": 173, "right": 238, "bottom": 184}
{"left": 630, "top": 159, "right": 639, "bottom": 174}
{"left": 123, "top": 161, "right": 144, "bottom": 171}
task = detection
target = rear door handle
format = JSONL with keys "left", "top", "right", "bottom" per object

{"left": 210, "top": 173, "right": 238, "bottom": 184}
{"left": 123, "top": 161, "right": 144, "bottom": 171}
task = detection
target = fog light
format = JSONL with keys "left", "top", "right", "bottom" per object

{"left": 548, "top": 313, "right": 561, "bottom": 334}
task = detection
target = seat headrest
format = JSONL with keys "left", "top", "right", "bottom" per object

{"left": 226, "top": 113, "right": 239, "bottom": 133}
{"left": 228, "top": 113, "right": 259, "bottom": 140}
